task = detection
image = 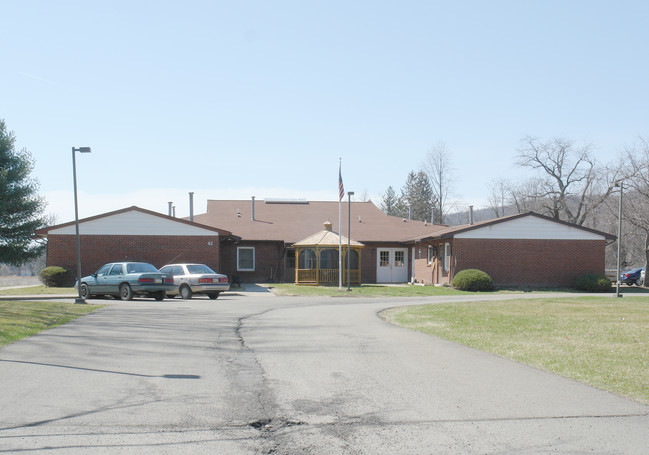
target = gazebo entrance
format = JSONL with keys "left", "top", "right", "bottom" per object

{"left": 293, "top": 221, "right": 363, "bottom": 286}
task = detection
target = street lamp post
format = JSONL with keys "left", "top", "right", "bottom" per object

{"left": 72, "top": 147, "right": 91, "bottom": 304}
{"left": 347, "top": 191, "right": 354, "bottom": 291}
{"left": 615, "top": 181, "right": 623, "bottom": 298}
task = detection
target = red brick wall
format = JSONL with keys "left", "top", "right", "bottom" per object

{"left": 452, "top": 238, "right": 606, "bottom": 287}
{"left": 220, "top": 241, "right": 283, "bottom": 283}
{"left": 47, "top": 234, "right": 222, "bottom": 277}
{"left": 360, "top": 247, "right": 376, "bottom": 284}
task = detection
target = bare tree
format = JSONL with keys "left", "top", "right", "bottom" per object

{"left": 516, "top": 136, "right": 622, "bottom": 225}
{"left": 619, "top": 137, "right": 649, "bottom": 268}
{"left": 358, "top": 189, "right": 372, "bottom": 203}
{"left": 486, "top": 178, "right": 511, "bottom": 218}
{"left": 422, "top": 141, "right": 454, "bottom": 224}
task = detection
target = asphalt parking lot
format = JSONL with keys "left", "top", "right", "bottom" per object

{"left": 1, "top": 290, "right": 648, "bottom": 454}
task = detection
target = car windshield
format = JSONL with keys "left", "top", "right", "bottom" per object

{"left": 186, "top": 264, "right": 216, "bottom": 274}
{"left": 126, "top": 263, "right": 159, "bottom": 274}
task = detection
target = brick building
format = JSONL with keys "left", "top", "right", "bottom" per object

{"left": 37, "top": 202, "right": 615, "bottom": 287}
{"left": 36, "top": 207, "right": 232, "bottom": 278}
{"left": 406, "top": 212, "right": 615, "bottom": 287}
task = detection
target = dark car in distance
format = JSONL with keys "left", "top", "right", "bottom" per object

{"left": 78, "top": 262, "right": 175, "bottom": 300}
{"left": 619, "top": 267, "right": 645, "bottom": 286}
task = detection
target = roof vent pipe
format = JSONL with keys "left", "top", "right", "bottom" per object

{"left": 168, "top": 201, "right": 173, "bottom": 217}
{"left": 469, "top": 205, "right": 474, "bottom": 225}
{"left": 408, "top": 204, "right": 412, "bottom": 220}
{"left": 431, "top": 208, "right": 435, "bottom": 224}
{"left": 172, "top": 206, "right": 176, "bottom": 218}
{"left": 251, "top": 196, "right": 255, "bottom": 221}
{"left": 189, "top": 192, "right": 194, "bottom": 222}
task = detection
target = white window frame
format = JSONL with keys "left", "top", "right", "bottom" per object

{"left": 427, "top": 246, "right": 433, "bottom": 265}
{"left": 237, "top": 246, "right": 255, "bottom": 271}
{"left": 444, "top": 242, "right": 451, "bottom": 271}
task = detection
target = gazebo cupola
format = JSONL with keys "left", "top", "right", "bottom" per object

{"left": 293, "top": 221, "right": 364, "bottom": 285}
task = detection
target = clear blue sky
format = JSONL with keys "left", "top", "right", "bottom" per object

{"left": 3, "top": 0, "right": 648, "bottom": 223}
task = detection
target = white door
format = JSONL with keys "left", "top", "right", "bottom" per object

{"left": 376, "top": 248, "right": 408, "bottom": 283}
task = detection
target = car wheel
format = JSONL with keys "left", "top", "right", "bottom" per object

{"left": 120, "top": 283, "right": 134, "bottom": 301}
{"left": 636, "top": 278, "right": 644, "bottom": 286}
{"left": 80, "top": 283, "right": 90, "bottom": 299}
{"left": 153, "top": 291, "right": 166, "bottom": 301}
{"left": 180, "top": 285, "right": 193, "bottom": 300}
{"left": 208, "top": 292, "right": 220, "bottom": 300}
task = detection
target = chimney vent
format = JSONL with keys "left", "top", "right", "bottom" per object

{"left": 189, "top": 192, "right": 194, "bottom": 222}
{"left": 251, "top": 196, "right": 256, "bottom": 221}
{"left": 469, "top": 205, "right": 474, "bottom": 225}
{"left": 168, "top": 201, "right": 173, "bottom": 217}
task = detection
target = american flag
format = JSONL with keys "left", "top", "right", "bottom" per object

{"left": 338, "top": 165, "right": 345, "bottom": 201}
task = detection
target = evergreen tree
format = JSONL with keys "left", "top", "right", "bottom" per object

{"left": 400, "top": 171, "right": 436, "bottom": 222}
{"left": 0, "top": 119, "right": 47, "bottom": 265}
{"left": 380, "top": 186, "right": 400, "bottom": 216}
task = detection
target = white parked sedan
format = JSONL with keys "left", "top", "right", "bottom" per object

{"left": 159, "top": 263, "right": 230, "bottom": 299}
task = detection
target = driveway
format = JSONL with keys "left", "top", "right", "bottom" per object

{"left": 0, "top": 292, "right": 647, "bottom": 454}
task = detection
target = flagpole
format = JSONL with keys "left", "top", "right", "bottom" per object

{"left": 338, "top": 158, "right": 343, "bottom": 290}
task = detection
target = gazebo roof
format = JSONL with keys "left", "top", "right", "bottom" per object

{"left": 293, "top": 221, "right": 364, "bottom": 247}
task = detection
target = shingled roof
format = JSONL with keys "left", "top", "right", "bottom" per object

{"left": 192, "top": 199, "right": 447, "bottom": 243}
{"left": 293, "top": 221, "right": 364, "bottom": 247}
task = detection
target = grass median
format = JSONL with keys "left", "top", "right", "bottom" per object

{"left": 0, "top": 301, "right": 102, "bottom": 347}
{"left": 381, "top": 296, "right": 649, "bottom": 404}
{"left": 0, "top": 285, "right": 77, "bottom": 295}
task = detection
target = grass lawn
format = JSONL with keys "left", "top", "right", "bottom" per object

{"left": 0, "top": 285, "right": 77, "bottom": 295}
{"left": 0, "top": 301, "right": 102, "bottom": 347}
{"left": 267, "top": 283, "right": 481, "bottom": 297}
{"left": 381, "top": 296, "right": 649, "bottom": 404}
{"left": 265, "top": 283, "right": 534, "bottom": 297}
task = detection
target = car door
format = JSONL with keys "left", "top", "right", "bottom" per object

{"left": 104, "top": 263, "right": 125, "bottom": 294}
{"left": 90, "top": 264, "right": 111, "bottom": 293}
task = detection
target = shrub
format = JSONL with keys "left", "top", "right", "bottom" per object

{"left": 39, "top": 266, "right": 75, "bottom": 287}
{"left": 452, "top": 269, "right": 494, "bottom": 292}
{"left": 574, "top": 274, "right": 612, "bottom": 292}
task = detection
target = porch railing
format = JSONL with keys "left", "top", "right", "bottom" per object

{"left": 296, "top": 268, "right": 361, "bottom": 285}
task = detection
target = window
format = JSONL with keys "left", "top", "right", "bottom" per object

{"left": 109, "top": 264, "right": 124, "bottom": 275}
{"left": 444, "top": 242, "right": 451, "bottom": 271}
{"left": 298, "top": 249, "right": 317, "bottom": 269}
{"left": 394, "top": 250, "right": 404, "bottom": 267}
{"left": 186, "top": 264, "right": 213, "bottom": 274}
{"left": 286, "top": 249, "right": 296, "bottom": 268}
{"left": 427, "top": 246, "right": 433, "bottom": 265}
{"left": 345, "top": 250, "right": 359, "bottom": 269}
{"left": 237, "top": 247, "right": 255, "bottom": 271}
{"left": 96, "top": 264, "right": 111, "bottom": 277}
{"left": 380, "top": 250, "right": 390, "bottom": 267}
{"left": 319, "top": 249, "right": 338, "bottom": 269}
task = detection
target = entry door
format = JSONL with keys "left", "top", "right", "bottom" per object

{"left": 376, "top": 248, "right": 408, "bottom": 283}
